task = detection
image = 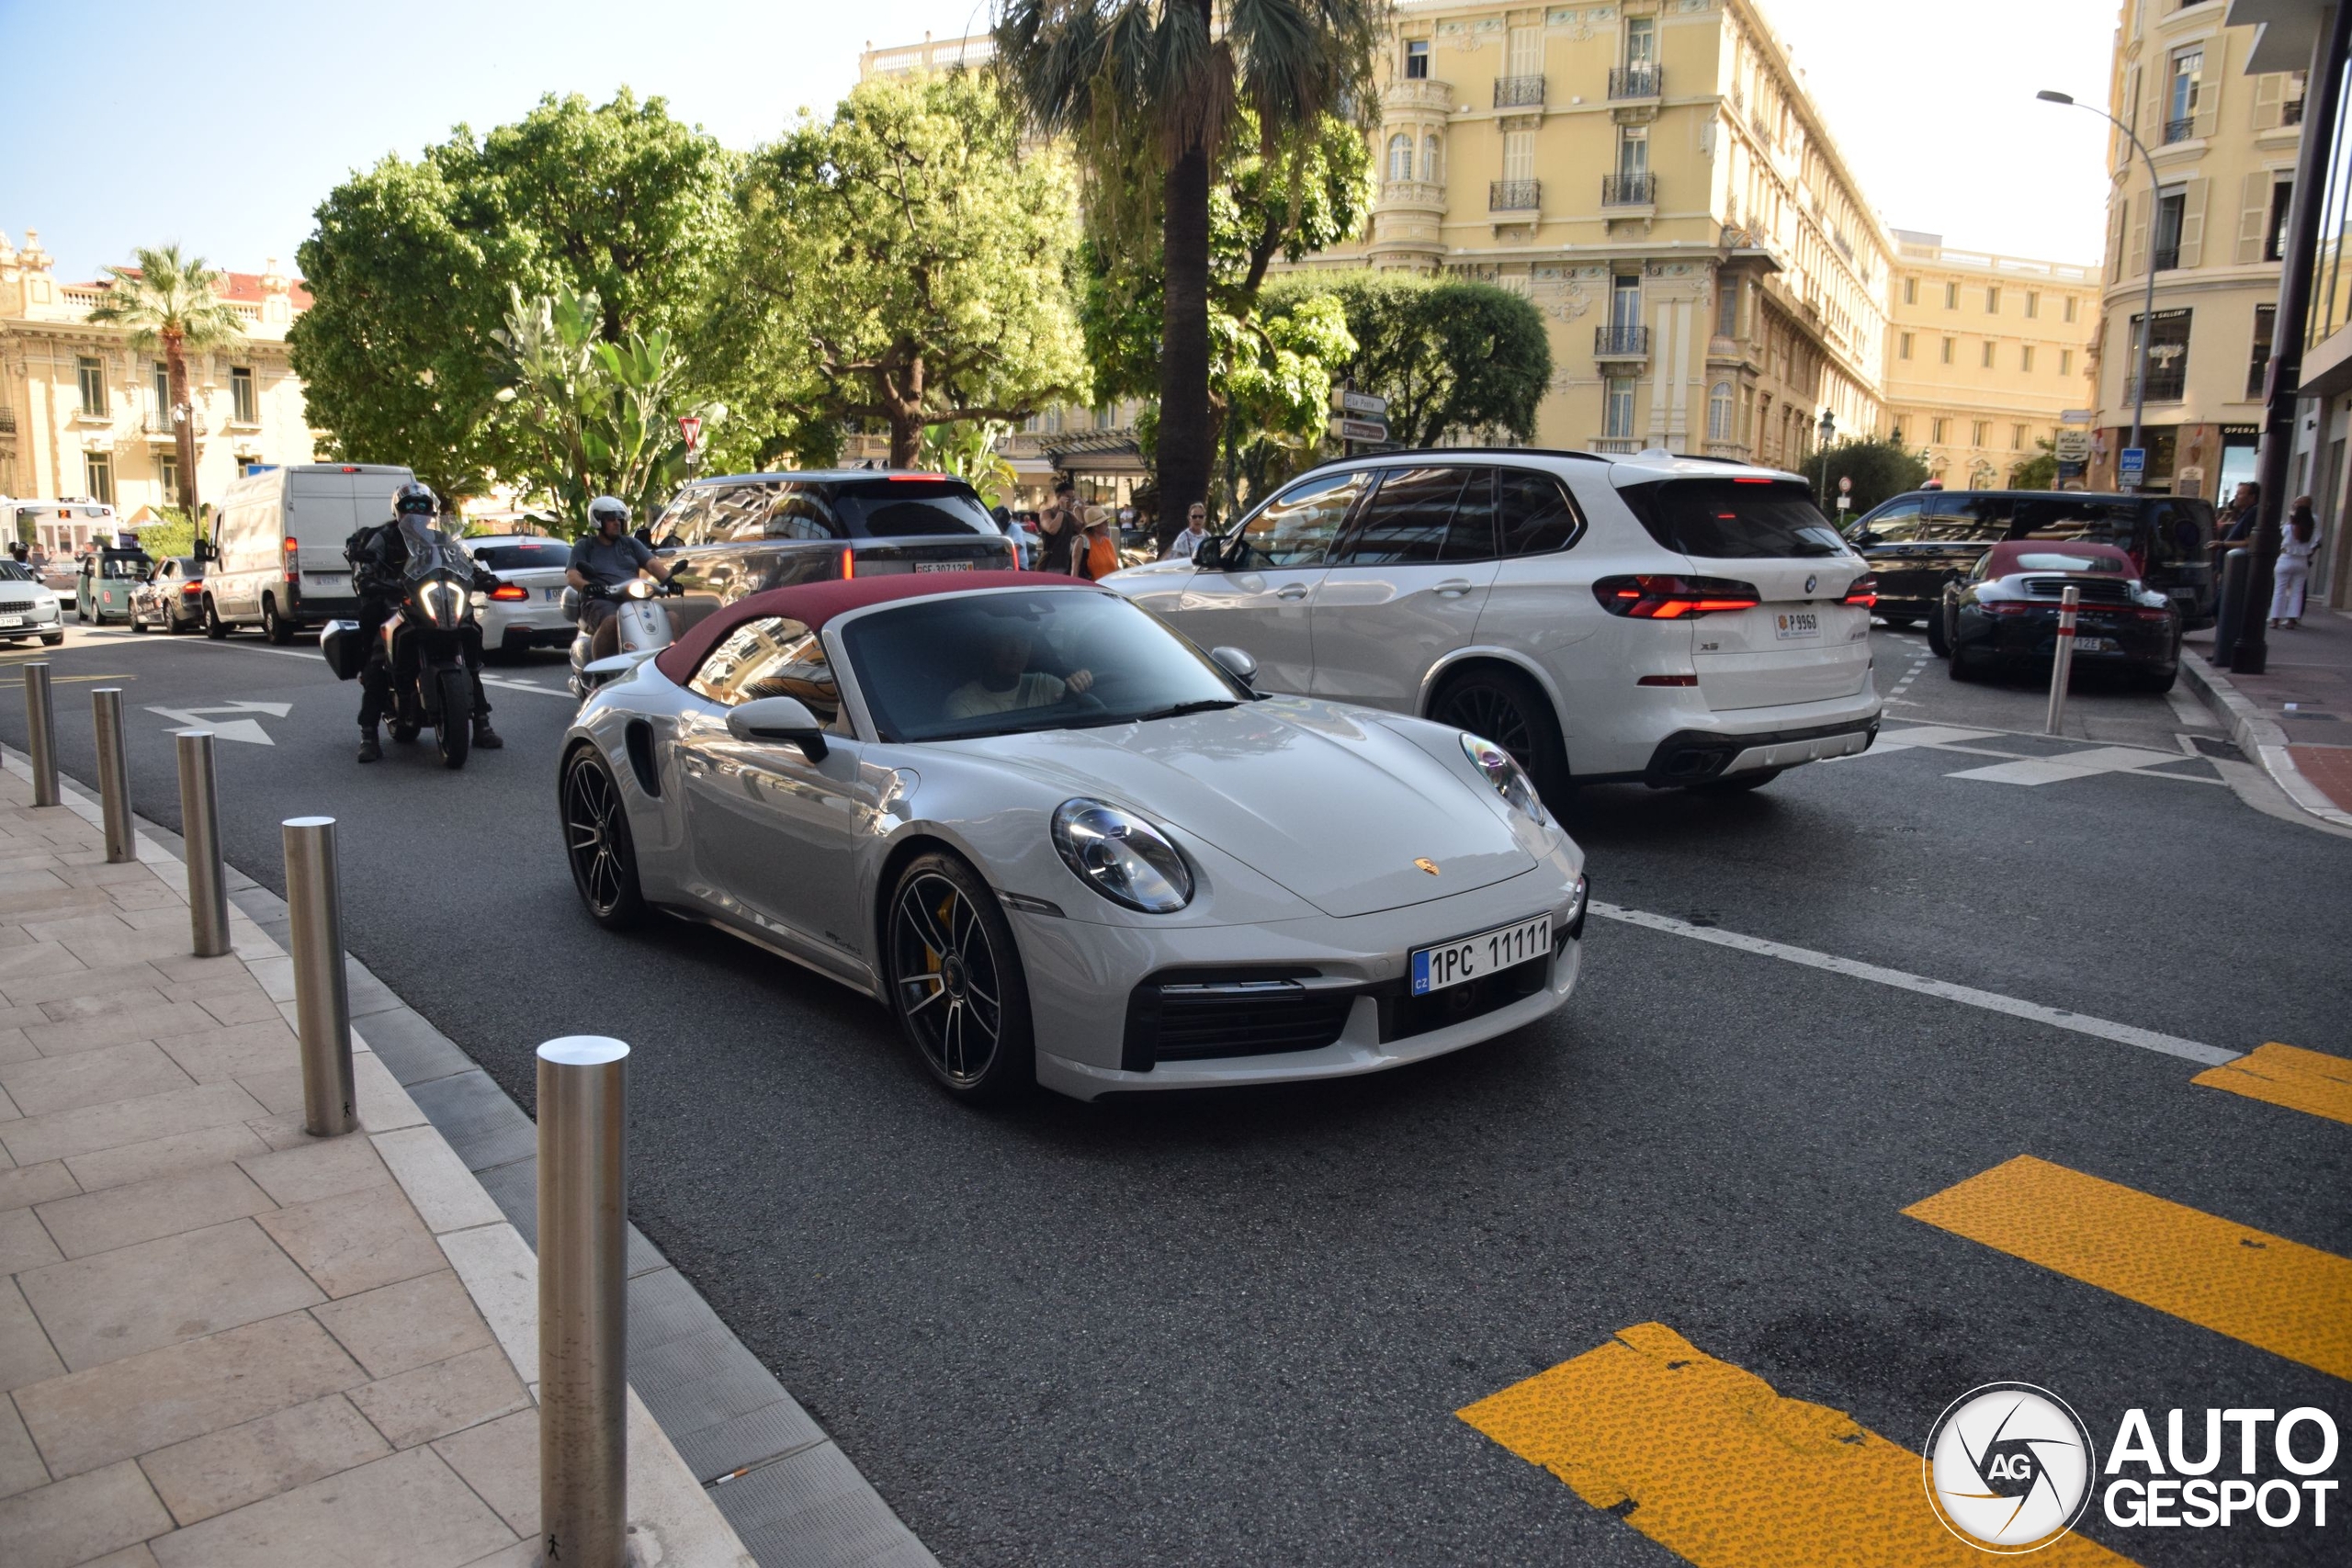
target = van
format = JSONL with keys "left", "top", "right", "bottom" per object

{"left": 200, "top": 464, "right": 414, "bottom": 641}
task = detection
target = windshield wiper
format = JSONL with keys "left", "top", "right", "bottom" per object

{"left": 1129, "top": 698, "right": 1242, "bottom": 724}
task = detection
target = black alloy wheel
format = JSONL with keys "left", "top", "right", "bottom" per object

{"left": 1433, "top": 667, "right": 1569, "bottom": 803}
{"left": 887, "top": 852, "right": 1034, "bottom": 1103}
{"left": 560, "top": 750, "right": 647, "bottom": 929}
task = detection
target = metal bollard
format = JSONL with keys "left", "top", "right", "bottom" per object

{"left": 2045, "top": 584, "right": 2080, "bottom": 737}
{"left": 175, "top": 732, "right": 232, "bottom": 958}
{"left": 23, "top": 663, "right": 59, "bottom": 807}
{"left": 283, "top": 817, "right": 356, "bottom": 1136}
{"left": 91, "top": 688, "right": 134, "bottom": 863}
{"left": 537, "top": 1036, "right": 633, "bottom": 1568}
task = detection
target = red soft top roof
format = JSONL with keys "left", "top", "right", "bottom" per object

{"left": 1981, "top": 540, "right": 2137, "bottom": 579}
{"left": 653, "top": 570, "right": 1092, "bottom": 685}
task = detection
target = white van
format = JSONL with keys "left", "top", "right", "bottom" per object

{"left": 201, "top": 464, "right": 413, "bottom": 641}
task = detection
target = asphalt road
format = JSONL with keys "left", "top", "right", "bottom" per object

{"left": 2, "top": 619, "right": 2344, "bottom": 1567}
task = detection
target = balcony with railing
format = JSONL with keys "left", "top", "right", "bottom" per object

{"left": 2162, "top": 114, "right": 2197, "bottom": 144}
{"left": 1492, "top": 74, "right": 1545, "bottom": 108}
{"left": 1590, "top": 436, "right": 1642, "bottom": 454}
{"left": 1608, "top": 65, "right": 1661, "bottom": 100}
{"left": 1489, "top": 179, "right": 1541, "bottom": 212}
{"left": 140, "top": 413, "right": 209, "bottom": 439}
{"left": 0, "top": 408, "right": 15, "bottom": 435}
{"left": 1593, "top": 324, "right": 1650, "bottom": 361}
{"left": 2284, "top": 95, "right": 2306, "bottom": 127}
{"left": 1601, "top": 173, "right": 1655, "bottom": 207}
{"left": 1378, "top": 179, "right": 1448, "bottom": 212}
{"left": 2123, "top": 365, "right": 2188, "bottom": 403}
{"left": 1383, "top": 77, "right": 1454, "bottom": 114}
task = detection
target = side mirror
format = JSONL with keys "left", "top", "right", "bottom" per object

{"left": 1194, "top": 534, "right": 1227, "bottom": 570}
{"left": 656, "top": 536, "right": 683, "bottom": 552}
{"left": 192, "top": 537, "right": 215, "bottom": 562}
{"left": 1210, "top": 646, "right": 1259, "bottom": 686}
{"left": 727, "top": 695, "right": 830, "bottom": 761}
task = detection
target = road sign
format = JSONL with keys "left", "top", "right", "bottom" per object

{"left": 2053, "top": 429, "right": 2092, "bottom": 463}
{"left": 1330, "top": 417, "right": 1388, "bottom": 443}
{"left": 145, "top": 701, "right": 292, "bottom": 748}
{"left": 2061, "top": 409, "right": 2097, "bottom": 424}
{"left": 678, "top": 415, "right": 703, "bottom": 452}
{"left": 2118, "top": 446, "right": 2146, "bottom": 484}
{"left": 1338, "top": 390, "right": 1388, "bottom": 417}
{"left": 1837, "top": 475, "right": 1852, "bottom": 494}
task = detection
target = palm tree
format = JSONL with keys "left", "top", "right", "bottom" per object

{"left": 86, "top": 245, "right": 246, "bottom": 519}
{"left": 995, "top": 0, "right": 1382, "bottom": 533}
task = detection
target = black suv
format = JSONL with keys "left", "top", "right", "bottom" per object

{"left": 1844, "top": 490, "right": 2217, "bottom": 629}
{"left": 650, "top": 471, "right": 1016, "bottom": 605}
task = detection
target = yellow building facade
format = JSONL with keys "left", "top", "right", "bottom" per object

{"left": 0, "top": 229, "right": 316, "bottom": 528}
{"left": 1884, "top": 231, "right": 2101, "bottom": 488}
{"left": 2088, "top": 0, "right": 2305, "bottom": 497}
{"left": 1295, "top": 0, "right": 1892, "bottom": 465}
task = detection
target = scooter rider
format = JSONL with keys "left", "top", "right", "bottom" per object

{"left": 566, "top": 495, "right": 675, "bottom": 660}
{"left": 351, "top": 482, "right": 503, "bottom": 762}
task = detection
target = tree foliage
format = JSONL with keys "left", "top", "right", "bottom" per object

{"left": 2008, "top": 437, "right": 2059, "bottom": 491}
{"left": 1801, "top": 435, "right": 1933, "bottom": 515}
{"left": 290, "top": 91, "right": 738, "bottom": 501}
{"left": 85, "top": 245, "right": 245, "bottom": 515}
{"left": 492, "top": 286, "right": 711, "bottom": 537}
{"left": 1263, "top": 271, "right": 1552, "bottom": 450}
{"left": 709, "top": 71, "right": 1089, "bottom": 469}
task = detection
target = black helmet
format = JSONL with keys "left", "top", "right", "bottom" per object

{"left": 393, "top": 482, "right": 437, "bottom": 518}
{"left": 588, "top": 495, "right": 630, "bottom": 531}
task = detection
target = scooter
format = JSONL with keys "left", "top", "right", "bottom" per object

{"left": 566, "top": 576, "right": 687, "bottom": 699}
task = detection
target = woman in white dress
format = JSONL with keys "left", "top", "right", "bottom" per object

{"left": 2270, "top": 498, "right": 2322, "bottom": 629}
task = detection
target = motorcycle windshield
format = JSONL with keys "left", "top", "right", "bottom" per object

{"left": 401, "top": 529, "right": 477, "bottom": 581}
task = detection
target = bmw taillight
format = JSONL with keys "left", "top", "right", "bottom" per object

{"left": 1592, "top": 574, "right": 1763, "bottom": 619}
{"left": 1842, "top": 575, "right": 1878, "bottom": 608}
{"left": 488, "top": 583, "right": 528, "bottom": 602}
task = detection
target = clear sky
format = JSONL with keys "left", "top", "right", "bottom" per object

{"left": 0, "top": 0, "right": 2116, "bottom": 285}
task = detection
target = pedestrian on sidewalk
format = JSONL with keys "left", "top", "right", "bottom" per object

{"left": 2269, "top": 498, "right": 2321, "bottom": 629}
{"left": 1076, "top": 505, "right": 1120, "bottom": 581}
{"left": 1034, "top": 480, "right": 1080, "bottom": 575}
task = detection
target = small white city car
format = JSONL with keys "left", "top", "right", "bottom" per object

{"left": 559, "top": 572, "right": 1587, "bottom": 1103}
{"left": 1110, "top": 450, "right": 1882, "bottom": 795}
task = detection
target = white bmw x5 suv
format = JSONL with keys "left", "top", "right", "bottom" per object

{"left": 1109, "top": 449, "right": 1881, "bottom": 796}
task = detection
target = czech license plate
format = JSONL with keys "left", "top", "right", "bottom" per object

{"left": 1411, "top": 914, "right": 1552, "bottom": 997}
{"left": 1774, "top": 610, "right": 1821, "bottom": 640}
{"left": 2075, "top": 635, "right": 2117, "bottom": 652}
{"left": 913, "top": 560, "right": 973, "bottom": 574}
{"left": 0, "top": 615, "right": 21, "bottom": 628}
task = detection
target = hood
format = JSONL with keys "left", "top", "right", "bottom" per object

{"left": 938, "top": 698, "right": 1536, "bottom": 918}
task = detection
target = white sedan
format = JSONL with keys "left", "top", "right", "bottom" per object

{"left": 559, "top": 571, "right": 1588, "bottom": 1103}
{"left": 468, "top": 535, "right": 575, "bottom": 657}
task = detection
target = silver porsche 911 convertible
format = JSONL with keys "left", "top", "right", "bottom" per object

{"left": 559, "top": 571, "right": 1588, "bottom": 1103}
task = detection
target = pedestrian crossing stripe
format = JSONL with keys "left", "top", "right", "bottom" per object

{"left": 1905, "top": 1156, "right": 2352, "bottom": 1382}
{"left": 2193, "top": 1043, "right": 2352, "bottom": 1127}
{"left": 1456, "top": 1322, "right": 2132, "bottom": 1565}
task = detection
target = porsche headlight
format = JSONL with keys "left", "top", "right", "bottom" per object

{"left": 1460, "top": 733, "right": 1548, "bottom": 825}
{"left": 1051, "top": 798, "right": 1193, "bottom": 913}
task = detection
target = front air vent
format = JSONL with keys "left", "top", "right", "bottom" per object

{"left": 623, "top": 720, "right": 662, "bottom": 797}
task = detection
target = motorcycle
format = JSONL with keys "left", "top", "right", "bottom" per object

{"left": 566, "top": 575, "right": 686, "bottom": 699}
{"left": 322, "top": 531, "right": 487, "bottom": 770}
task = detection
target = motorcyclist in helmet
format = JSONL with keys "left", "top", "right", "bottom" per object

{"left": 349, "top": 482, "right": 503, "bottom": 762}
{"left": 565, "top": 495, "right": 674, "bottom": 660}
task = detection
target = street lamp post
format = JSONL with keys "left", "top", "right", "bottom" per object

{"left": 2038, "top": 90, "right": 2159, "bottom": 493}
{"left": 1814, "top": 408, "right": 1835, "bottom": 506}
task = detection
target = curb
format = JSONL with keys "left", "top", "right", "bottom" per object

{"left": 3, "top": 741, "right": 937, "bottom": 1568}
{"left": 2180, "top": 649, "right": 2352, "bottom": 831}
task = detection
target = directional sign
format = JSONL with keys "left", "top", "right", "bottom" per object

{"left": 1330, "top": 417, "right": 1389, "bottom": 443}
{"left": 145, "top": 701, "right": 291, "bottom": 747}
{"left": 1338, "top": 390, "right": 1389, "bottom": 416}
{"left": 2117, "top": 446, "right": 2146, "bottom": 484}
{"left": 2053, "top": 429, "right": 2092, "bottom": 463}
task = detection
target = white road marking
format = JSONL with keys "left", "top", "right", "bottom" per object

{"left": 98, "top": 635, "right": 576, "bottom": 699}
{"left": 143, "top": 701, "right": 293, "bottom": 746}
{"left": 1589, "top": 901, "right": 2238, "bottom": 1066}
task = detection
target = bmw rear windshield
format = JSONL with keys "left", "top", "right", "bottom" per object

{"left": 830, "top": 479, "right": 997, "bottom": 538}
{"left": 1618, "top": 479, "right": 1849, "bottom": 559}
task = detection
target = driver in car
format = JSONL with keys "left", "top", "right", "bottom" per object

{"left": 946, "top": 623, "right": 1094, "bottom": 719}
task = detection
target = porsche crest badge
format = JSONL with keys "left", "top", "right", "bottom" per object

{"left": 1414, "top": 858, "right": 1440, "bottom": 875}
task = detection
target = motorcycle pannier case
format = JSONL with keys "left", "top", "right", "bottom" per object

{"left": 319, "top": 619, "right": 368, "bottom": 682}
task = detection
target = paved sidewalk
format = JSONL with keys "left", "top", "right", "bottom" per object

{"left": 2186, "top": 606, "right": 2352, "bottom": 826}
{"left": 0, "top": 763, "right": 752, "bottom": 1567}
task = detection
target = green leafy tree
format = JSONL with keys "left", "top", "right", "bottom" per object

{"left": 996, "top": 0, "right": 1385, "bottom": 531}
{"left": 1801, "top": 435, "right": 1933, "bottom": 516}
{"left": 1263, "top": 270, "right": 1552, "bottom": 449}
{"left": 919, "top": 421, "right": 1021, "bottom": 508}
{"left": 85, "top": 245, "right": 246, "bottom": 517}
{"left": 712, "top": 71, "right": 1089, "bottom": 470}
{"left": 291, "top": 90, "right": 738, "bottom": 501}
{"left": 492, "top": 285, "right": 713, "bottom": 537}
{"left": 135, "top": 514, "right": 198, "bottom": 560}
{"left": 2008, "top": 437, "right": 2059, "bottom": 491}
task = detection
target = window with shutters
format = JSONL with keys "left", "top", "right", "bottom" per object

{"left": 1944, "top": 282, "right": 1959, "bottom": 309}
{"left": 1940, "top": 337, "right": 1954, "bottom": 365}
{"left": 2267, "top": 179, "right": 2293, "bottom": 261}
{"left": 1504, "top": 128, "right": 1535, "bottom": 183}
{"left": 1982, "top": 341, "right": 1996, "bottom": 369}
{"left": 2062, "top": 348, "right": 2075, "bottom": 377}
{"left": 1903, "top": 277, "right": 1917, "bottom": 305}
{"left": 151, "top": 361, "right": 170, "bottom": 419}
{"left": 2021, "top": 345, "right": 2035, "bottom": 372}
{"left": 2012, "top": 424, "right": 2027, "bottom": 450}
{"left": 85, "top": 452, "right": 114, "bottom": 506}
{"left": 1603, "top": 377, "right": 1636, "bottom": 440}
{"left": 1986, "top": 287, "right": 2000, "bottom": 313}
{"left": 1509, "top": 25, "right": 1542, "bottom": 79}
{"left": 2064, "top": 296, "right": 2078, "bottom": 324}
{"left": 2025, "top": 291, "right": 2040, "bottom": 320}
{"left": 2165, "top": 46, "right": 2203, "bottom": 142}
{"left": 1899, "top": 333, "right": 1914, "bottom": 360}
{"left": 76, "top": 356, "right": 107, "bottom": 415}
{"left": 2152, "top": 186, "right": 2186, "bottom": 270}
{"left": 1973, "top": 421, "right": 1990, "bottom": 447}
{"left": 1931, "top": 417, "right": 1950, "bottom": 444}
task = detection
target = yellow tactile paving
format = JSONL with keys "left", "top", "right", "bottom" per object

{"left": 2194, "top": 1042, "right": 2352, "bottom": 1127}
{"left": 1456, "top": 1323, "right": 2130, "bottom": 1566}
{"left": 1905, "top": 1156, "right": 2352, "bottom": 1382}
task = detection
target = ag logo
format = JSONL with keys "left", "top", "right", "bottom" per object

{"left": 1924, "top": 1382, "right": 2097, "bottom": 1552}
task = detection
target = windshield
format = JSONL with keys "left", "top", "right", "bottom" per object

{"left": 101, "top": 553, "right": 149, "bottom": 580}
{"left": 1619, "top": 479, "right": 1850, "bottom": 558}
{"left": 841, "top": 589, "right": 1245, "bottom": 742}
{"left": 401, "top": 525, "right": 477, "bottom": 581}
{"left": 0, "top": 563, "right": 31, "bottom": 583}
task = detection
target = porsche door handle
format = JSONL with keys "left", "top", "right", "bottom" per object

{"left": 1274, "top": 583, "right": 1309, "bottom": 601}
{"left": 1434, "top": 580, "right": 1475, "bottom": 598}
